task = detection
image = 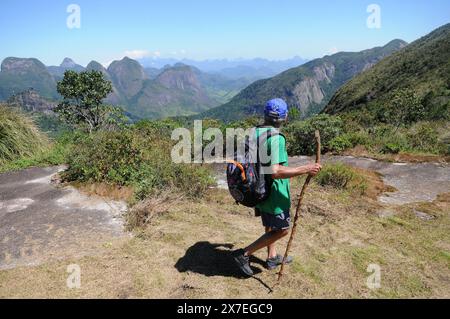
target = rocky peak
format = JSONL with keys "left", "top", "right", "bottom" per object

{"left": 1, "top": 57, "right": 47, "bottom": 74}
{"left": 60, "top": 58, "right": 77, "bottom": 68}
{"left": 107, "top": 57, "right": 148, "bottom": 99}
{"left": 6, "top": 89, "right": 56, "bottom": 113}
{"left": 156, "top": 65, "right": 200, "bottom": 91}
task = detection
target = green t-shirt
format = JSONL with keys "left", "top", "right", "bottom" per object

{"left": 255, "top": 127, "right": 291, "bottom": 215}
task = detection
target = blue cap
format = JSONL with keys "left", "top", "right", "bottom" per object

{"left": 264, "top": 98, "right": 288, "bottom": 119}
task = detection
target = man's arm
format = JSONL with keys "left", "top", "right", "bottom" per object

{"left": 271, "top": 163, "right": 322, "bottom": 180}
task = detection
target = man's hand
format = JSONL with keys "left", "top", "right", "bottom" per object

{"left": 271, "top": 163, "right": 322, "bottom": 179}
{"left": 305, "top": 163, "right": 322, "bottom": 176}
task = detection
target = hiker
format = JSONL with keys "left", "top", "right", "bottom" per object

{"left": 233, "top": 98, "right": 322, "bottom": 276}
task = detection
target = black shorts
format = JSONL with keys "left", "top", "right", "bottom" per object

{"left": 256, "top": 208, "right": 291, "bottom": 230}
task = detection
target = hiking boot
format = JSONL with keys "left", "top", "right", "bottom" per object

{"left": 266, "top": 254, "right": 293, "bottom": 270}
{"left": 232, "top": 249, "right": 253, "bottom": 277}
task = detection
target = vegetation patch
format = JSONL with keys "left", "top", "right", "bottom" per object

{"left": 0, "top": 105, "right": 48, "bottom": 164}
{"left": 315, "top": 163, "right": 368, "bottom": 195}
{"left": 61, "top": 122, "right": 214, "bottom": 202}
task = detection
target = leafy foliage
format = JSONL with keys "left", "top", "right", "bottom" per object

{"left": 284, "top": 114, "right": 344, "bottom": 155}
{"left": 55, "top": 70, "right": 125, "bottom": 132}
{"left": 325, "top": 23, "right": 450, "bottom": 122}
{"left": 62, "top": 124, "right": 214, "bottom": 200}
{"left": 316, "top": 163, "right": 367, "bottom": 194}
{"left": 328, "top": 135, "right": 353, "bottom": 153}
{"left": 377, "top": 88, "right": 425, "bottom": 128}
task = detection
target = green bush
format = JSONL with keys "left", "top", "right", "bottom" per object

{"left": 316, "top": 163, "right": 367, "bottom": 194}
{"left": 406, "top": 122, "right": 441, "bottom": 154}
{"left": 285, "top": 114, "right": 344, "bottom": 155}
{"left": 381, "top": 142, "right": 403, "bottom": 154}
{"left": 0, "top": 134, "right": 75, "bottom": 173}
{"left": 62, "top": 127, "right": 214, "bottom": 200}
{"left": 328, "top": 135, "right": 353, "bottom": 153}
{"left": 316, "top": 163, "right": 355, "bottom": 188}
{"left": 134, "top": 118, "right": 185, "bottom": 137}
{"left": 368, "top": 124, "right": 408, "bottom": 154}
{"left": 345, "top": 131, "right": 371, "bottom": 147}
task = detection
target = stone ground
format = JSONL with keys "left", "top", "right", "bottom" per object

{"left": 0, "top": 166, "right": 127, "bottom": 270}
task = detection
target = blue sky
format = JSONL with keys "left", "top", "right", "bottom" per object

{"left": 0, "top": 0, "right": 449, "bottom": 66}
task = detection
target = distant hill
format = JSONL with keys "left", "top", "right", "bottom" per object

{"left": 138, "top": 56, "right": 308, "bottom": 79}
{"left": 0, "top": 56, "right": 250, "bottom": 119}
{"left": 144, "top": 67, "right": 161, "bottom": 79}
{"left": 86, "top": 60, "right": 122, "bottom": 105}
{"left": 196, "top": 40, "right": 407, "bottom": 122}
{"left": 47, "top": 58, "right": 85, "bottom": 80}
{"left": 128, "top": 63, "right": 219, "bottom": 118}
{"left": 6, "top": 89, "right": 56, "bottom": 114}
{"left": 0, "top": 57, "right": 58, "bottom": 100}
{"left": 323, "top": 23, "right": 450, "bottom": 120}
{"left": 108, "top": 57, "right": 148, "bottom": 100}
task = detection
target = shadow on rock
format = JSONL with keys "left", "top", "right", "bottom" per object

{"left": 175, "top": 241, "right": 266, "bottom": 279}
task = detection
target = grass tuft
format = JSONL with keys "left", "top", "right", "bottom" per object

{"left": 0, "top": 104, "right": 49, "bottom": 166}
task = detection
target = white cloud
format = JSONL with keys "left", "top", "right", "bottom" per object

{"left": 102, "top": 60, "right": 113, "bottom": 68}
{"left": 328, "top": 47, "right": 339, "bottom": 55}
{"left": 124, "top": 50, "right": 152, "bottom": 59}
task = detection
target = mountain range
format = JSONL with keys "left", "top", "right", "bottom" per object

{"left": 0, "top": 56, "right": 257, "bottom": 119}
{"left": 0, "top": 57, "right": 59, "bottom": 101}
{"left": 2, "top": 23, "right": 449, "bottom": 123}
{"left": 137, "top": 56, "right": 308, "bottom": 81}
{"left": 196, "top": 39, "right": 408, "bottom": 122}
{"left": 323, "top": 23, "right": 450, "bottom": 120}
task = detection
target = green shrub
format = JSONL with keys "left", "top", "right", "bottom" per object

{"left": 134, "top": 118, "right": 184, "bottom": 137}
{"left": 381, "top": 142, "right": 403, "bottom": 154}
{"left": 0, "top": 130, "right": 88, "bottom": 173}
{"left": 228, "top": 116, "right": 261, "bottom": 130}
{"left": 316, "top": 163, "right": 354, "bottom": 188}
{"left": 316, "top": 163, "right": 367, "bottom": 194}
{"left": 345, "top": 131, "right": 372, "bottom": 147}
{"left": 369, "top": 124, "right": 409, "bottom": 154}
{"left": 285, "top": 114, "right": 344, "bottom": 155}
{"left": 377, "top": 88, "right": 426, "bottom": 128}
{"left": 63, "top": 127, "right": 214, "bottom": 200}
{"left": 406, "top": 122, "right": 441, "bottom": 154}
{"left": 328, "top": 135, "right": 353, "bottom": 153}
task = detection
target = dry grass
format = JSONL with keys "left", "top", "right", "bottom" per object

{"left": 0, "top": 104, "right": 49, "bottom": 167}
{"left": 73, "top": 182, "right": 135, "bottom": 202}
{"left": 0, "top": 180, "right": 449, "bottom": 298}
{"left": 125, "top": 191, "right": 184, "bottom": 230}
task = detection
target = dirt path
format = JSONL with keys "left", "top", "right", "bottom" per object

{"left": 0, "top": 166, "right": 127, "bottom": 270}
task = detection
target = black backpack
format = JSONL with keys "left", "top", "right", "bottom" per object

{"left": 226, "top": 127, "right": 285, "bottom": 207}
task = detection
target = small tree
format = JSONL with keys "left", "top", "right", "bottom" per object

{"left": 288, "top": 107, "right": 301, "bottom": 121}
{"left": 381, "top": 88, "right": 426, "bottom": 129}
{"left": 55, "top": 70, "right": 124, "bottom": 133}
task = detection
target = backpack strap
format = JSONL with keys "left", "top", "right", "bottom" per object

{"left": 256, "top": 128, "right": 285, "bottom": 169}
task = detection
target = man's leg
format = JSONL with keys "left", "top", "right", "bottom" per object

{"left": 244, "top": 228, "right": 289, "bottom": 256}
{"left": 233, "top": 211, "right": 290, "bottom": 276}
{"left": 266, "top": 227, "right": 278, "bottom": 259}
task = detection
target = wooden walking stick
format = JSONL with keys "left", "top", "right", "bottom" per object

{"left": 274, "top": 130, "right": 321, "bottom": 288}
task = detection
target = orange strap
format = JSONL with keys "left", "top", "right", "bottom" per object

{"left": 226, "top": 160, "right": 247, "bottom": 182}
